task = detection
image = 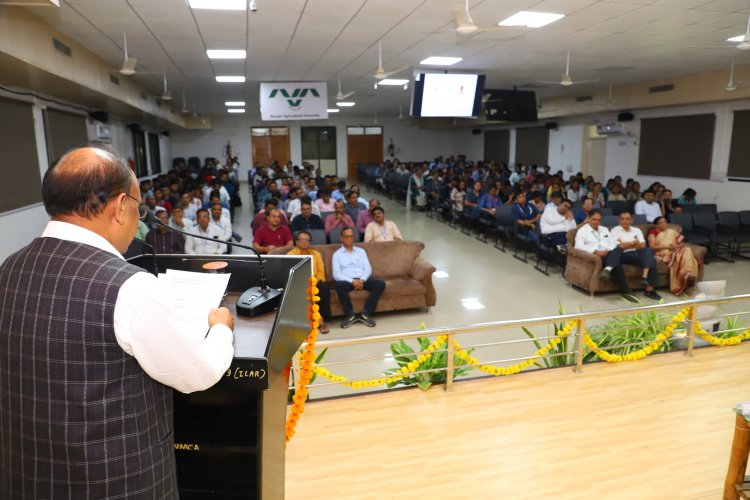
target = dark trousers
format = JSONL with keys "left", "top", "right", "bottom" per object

{"left": 601, "top": 247, "right": 631, "bottom": 294}
{"left": 620, "top": 248, "right": 659, "bottom": 287}
{"left": 334, "top": 278, "right": 385, "bottom": 316}
{"left": 545, "top": 232, "right": 568, "bottom": 246}
{"left": 317, "top": 281, "right": 332, "bottom": 320}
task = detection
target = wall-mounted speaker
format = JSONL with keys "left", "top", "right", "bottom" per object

{"left": 618, "top": 112, "right": 634, "bottom": 122}
{"left": 89, "top": 111, "right": 109, "bottom": 123}
{"left": 545, "top": 122, "right": 558, "bottom": 130}
{"left": 161, "top": 130, "right": 170, "bottom": 137}
{"left": 472, "top": 128, "right": 482, "bottom": 135}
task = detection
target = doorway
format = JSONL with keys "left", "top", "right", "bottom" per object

{"left": 301, "top": 126, "right": 337, "bottom": 176}
{"left": 251, "top": 126, "right": 290, "bottom": 167}
{"left": 346, "top": 126, "right": 383, "bottom": 181}
{"left": 582, "top": 125, "right": 607, "bottom": 181}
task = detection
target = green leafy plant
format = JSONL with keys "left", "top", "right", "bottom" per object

{"left": 523, "top": 302, "right": 575, "bottom": 368}
{"left": 288, "top": 347, "right": 328, "bottom": 403}
{"left": 383, "top": 337, "right": 474, "bottom": 391}
{"left": 717, "top": 314, "right": 747, "bottom": 339}
{"left": 583, "top": 298, "right": 674, "bottom": 363}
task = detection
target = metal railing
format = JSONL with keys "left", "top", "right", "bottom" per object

{"left": 294, "top": 293, "right": 750, "bottom": 397}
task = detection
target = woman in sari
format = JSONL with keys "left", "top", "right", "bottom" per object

{"left": 647, "top": 216, "right": 699, "bottom": 295}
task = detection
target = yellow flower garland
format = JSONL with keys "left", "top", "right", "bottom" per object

{"left": 312, "top": 335, "right": 448, "bottom": 389}
{"left": 285, "top": 276, "right": 321, "bottom": 443}
{"left": 693, "top": 309, "right": 750, "bottom": 346}
{"left": 452, "top": 321, "right": 578, "bottom": 376}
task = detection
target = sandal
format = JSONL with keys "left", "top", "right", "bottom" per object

{"left": 319, "top": 323, "right": 330, "bottom": 334}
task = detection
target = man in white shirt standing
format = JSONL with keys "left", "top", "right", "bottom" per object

{"left": 574, "top": 209, "right": 636, "bottom": 301}
{"left": 541, "top": 193, "right": 576, "bottom": 252}
{"left": 634, "top": 190, "right": 662, "bottom": 223}
{"left": 610, "top": 212, "right": 661, "bottom": 300}
{"left": 186, "top": 208, "right": 227, "bottom": 254}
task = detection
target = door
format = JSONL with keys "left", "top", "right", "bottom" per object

{"left": 346, "top": 126, "right": 383, "bottom": 181}
{"left": 582, "top": 125, "right": 607, "bottom": 181}
{"left": 251, "top": 127, "right": 290, "bottom": 167}
{"left": 301, "top": 126, "right": 337, "bottom": 176}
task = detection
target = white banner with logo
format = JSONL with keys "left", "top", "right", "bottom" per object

{"left": 259, "top": 82, "right": 328, "bottom": 121}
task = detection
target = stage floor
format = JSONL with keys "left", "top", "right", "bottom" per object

{"left": 286, "top": 341, "right": 750, "bottom": 499}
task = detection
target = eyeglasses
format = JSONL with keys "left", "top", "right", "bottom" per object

{"left": 124, "top": 193, "right": 148, "bottom": 220}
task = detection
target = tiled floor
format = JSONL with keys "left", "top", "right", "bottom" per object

{"left": 233, "top": 184, "right": 750, "bottom": 398}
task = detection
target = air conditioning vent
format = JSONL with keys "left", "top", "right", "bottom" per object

{"left": 649, "top": 84, "right": 674, "bottom": 94}
{"left": 596, "top": 122, "right": 627, "bottom": 135}
{"left": 109, "top": 74, "right": 120, "bottom": 85}
{"left": 52, "top": 38, "right": 72, "bottom": 57}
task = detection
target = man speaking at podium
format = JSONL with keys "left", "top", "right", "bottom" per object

{"left": 0, "top": 148, "right": 235, "bottom": 499}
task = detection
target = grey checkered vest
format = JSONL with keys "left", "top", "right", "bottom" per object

{"left": 0, "top": 237, "right": 177, "bottom": 499}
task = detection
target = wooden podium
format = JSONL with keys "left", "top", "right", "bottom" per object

{"left": 128, "top": 253, "right": 310, "bottom": 499}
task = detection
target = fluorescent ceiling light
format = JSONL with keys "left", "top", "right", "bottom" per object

{"left": 207, "top": 50, "right": 247, "bottom": 59}
{"left": 225, "top": 101, "right": 246, "bottom": 106}
{"left": 433, "top": 270, "right": 449, "bottom": 279}
{"left": 377, "top": 78, "right": 409, "bottom": 86}
{"left": 227, "top": 108, "right": 245, "bottom": 113}
{"left": 728, "top": 35, "right": 746, "bottom": 42}
{"left": 420, "top": 56, "right": 462, "bottom": 66}
{"left": 216, "top": 76, "right": 246, "bottom": 83}
{"left": 336, "top": 101, "right": 355, "bottom": 107}
{"left": 326, "top": 108, "right": 340, "bottom": 113}
{"left": 499, "top": 11, "right": 564, "bottom": 28}
{"left": 189, "top": 0, "right": 246, "bottom": 10}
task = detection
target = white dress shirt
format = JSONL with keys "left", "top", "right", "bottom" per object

{"left": 41, "top": 221, "right": 234, "bottom": 393}
{"left": 210, "top": 216, "right": 232, "bottom": 242}
{"left": 541, "top": 204, "right": 576, "bottom": 234}
{"left": 575, "top": 223, "right": 617, "bottom": 254}
{"left": 609, "top": 225, "right": 645, "bottom": 253}
{"left": 288, "top": 201, "right": 321, "bottom": 220}
{"left": 185, "top": 224, "right": 227, "bottom": 254}
{"left": 634, "top": 199, "right": 662, "bottom": 223}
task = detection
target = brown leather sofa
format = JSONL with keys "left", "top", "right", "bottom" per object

{"left": 270, "top": 240, "right": 436, "bottom": 317}
{"left": 564, "top": 223, "right": 707, "bottom": 295}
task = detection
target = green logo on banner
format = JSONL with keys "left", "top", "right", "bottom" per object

{"left": 268, "top": 88, "right": 320, "bottom": 109}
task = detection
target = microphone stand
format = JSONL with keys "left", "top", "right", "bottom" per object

{"left": 144, "top": 211, "right": 283, "bottom": 317}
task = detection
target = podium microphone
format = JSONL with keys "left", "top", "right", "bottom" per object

{"left": 143, "top": 209, "right": 283, "bottom": 317}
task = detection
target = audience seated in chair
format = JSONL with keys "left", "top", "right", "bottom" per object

{"left": 253, "top": 208, "right": 293, "bottom": 254}
{"left": 314, "top": 188, "right": 336, "bottom": 212}
{"left": 185, "top": 209, "right": 226, "bottom": 254}
{"left": 574, "top": 198, "right": 594, "bottom": 228}
{"left": 364, "top": 206, "right": 402, "bottom": 243}
{"left": 252, "top": 199, "right": 289, "bottom": 232}
{"left": 289, "top": 194, "right": 321, "bottom": 220}
{"left": 332, "top": 227, "right": 385, "bottom": 328}
{"left": 344, "top": 190, "right": 368, "bottom": 223}
{"left": 169, "top": 206, "right": 194, "bottom": 232}
{"left": 145, "top": 209, "right": 185, "bottom": 254}
{"left": 209, "top": 202, "right": 232, "bottom": 243}
{"left": 634, "top": 190, "right": 662, "bottom": 223}
{"left": 290, "top": 200, "right": 325, "bottom": 232}
{"left": 541, "top": 192, "right": 576, "bottom": 251}
{"left": 287, "top": 231, "right": 330, "bottom": 333}
{"left": 511, "top": 191, "right": 540, "bottom": 243}
{"left": 659, "top": 189, "right": 683, "bottom": 217}
{"left": 324, "top": 200, "right": 355, "bottom": 235}
{"left": 357, "top": 199, "right": 379, "bottom": 235}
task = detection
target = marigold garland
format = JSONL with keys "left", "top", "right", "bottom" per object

{"left": 285, "top": 276, "right": 320, "bottom": 443}
{"left": 452, "top": 321, "right": 578, "bottom": 376}
{"left": 693, "top": 308, "right": 750, "bottom": 346}
{"left": 312, "top": 335, "right": 448, "bottom": 389}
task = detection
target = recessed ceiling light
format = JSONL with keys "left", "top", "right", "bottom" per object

{"left": 216, "top": 76, "right": 246, "bottom": 83}
{"left": 727, "top": 35, "right": 747, "bottom": 42}
{"left": 327, "top": 108, "right": 340, "bottom": 113}
{"left": 433, "top": 270, "right": 449, "bottom": 279}
{"left": 189, "top": 0, "right": 246, "bottom": 10}
{"left": 420, "top": 56, "right": 462, "bottom": 66}
{"left": 499, "top": 11, "right": 564, "bottom": 28}
{"left": 225, "top": 101, "right": 246, "bottom": 106}
{"left": 336, "top": 101, "right": 355, "bottom": 107}
{"left": 207, "top": 50, "right": 247, "bottom": 59}
{"left": 227, "top": 108, "right": 245, "bottom": 113}
{"left": 377, "top": 78, "right": 409, "bottom": 86}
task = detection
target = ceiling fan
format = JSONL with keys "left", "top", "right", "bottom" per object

{"left": 336, "top": 75, "right": 355, "bottom": 100}
{"left": 537, "top": 51, "right": 600, "bottom": 86}
{"left": 180, "top": 91, "right": 190, "bottom": 113}
{"left": 143, "top": 73, "right": 172, "bottom": 101}
{"left": 452, "top": 0, "right": 519, "bottom": 35}
{"left": 726, "top": 58, "right": 742, "bottom": 91}
{"left": 373, "top": 41, "right": 409, "bottom": 80}
{"left": 693, "top": 8, "right": 750, "bottom": 50}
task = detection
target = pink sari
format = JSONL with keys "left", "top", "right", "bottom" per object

{"left": 652, "top": 228, "right": 699, "bottom": 295}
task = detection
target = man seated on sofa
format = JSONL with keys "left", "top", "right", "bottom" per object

{"left": 634, "top": 190, "right": 662, "bottom": 223}
{"left": 574, "top": 209, "right": 638, "bottom": 302}
{"left": 332, "top": 227, "right": 385, "bottom": 328}
{"left": 287, "top": 230, "right": 330, "bottom": 334}
{"left": 511, "top": 191, "right": 540, "bottom": 243}
{"left": 364, "top": 206, "right": 402, "bottom": 242}
{"left": 541, "top": 192, "right": 576, "bottom": 253}
{"left": 609, "top": 211, "right": 661, "bottom": 300}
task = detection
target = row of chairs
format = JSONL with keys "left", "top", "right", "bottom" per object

{"left": 668, "top": 211, "right": 750, "bottom": 262}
